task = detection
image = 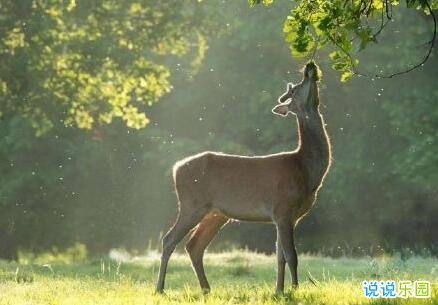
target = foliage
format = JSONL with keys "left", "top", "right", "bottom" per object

{"left": 0, "top": 1, "right": 436, "bottom": 259}
{"left": 251, "top": 0, "right": 438, "bottom": 81}
{"left": 0, "top": 0, "right": 218, "bottom": 134}
{"left": 18, "top": 242, "right": 87, "bottom": 265}
{"left": 0, "top": 251, "right": 437, "bottom": 305}
{"left": 383, "top": 80, "right": 438, "bottom": 191}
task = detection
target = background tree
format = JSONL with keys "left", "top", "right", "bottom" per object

{"left": 0, "top": 1, "right": 436, "bottom": 259}
{"left": 0, "top": 0, "right": 222, "bottom": 134}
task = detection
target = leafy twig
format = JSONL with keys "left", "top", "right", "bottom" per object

{"left": 354, "top": 0, "right": 436, "bottom": 79}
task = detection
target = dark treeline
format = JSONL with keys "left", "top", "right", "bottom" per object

{"left": 0, "top": 1, "right": 437, "bottom": 259}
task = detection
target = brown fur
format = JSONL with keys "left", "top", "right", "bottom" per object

{"left": 156, "top": 62, "right": 332, "bottom": 293}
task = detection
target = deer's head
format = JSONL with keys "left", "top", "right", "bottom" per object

{"left": 272, "top": 62, "right": 320, "bottom": 117}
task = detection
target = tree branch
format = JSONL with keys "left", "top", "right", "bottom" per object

{"left": 354, "top": 0, "right": 436, "bottom": 79}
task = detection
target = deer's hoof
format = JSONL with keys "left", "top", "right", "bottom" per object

{"left": 155, "top": 287, "right": 165, "bottom": 294}
{"left": 201, "top": 287, "right": 211, "bottom": 295}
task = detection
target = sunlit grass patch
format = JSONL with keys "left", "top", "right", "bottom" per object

{"left": 0, "top": 250, "right": 436, "bottom": 305}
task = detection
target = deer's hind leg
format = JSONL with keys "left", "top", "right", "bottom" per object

{"left": 156, "top": 204, "right": 207, "bottom": 293}
{"left": 186, "top": 212, "right": 228, "bottom": 292}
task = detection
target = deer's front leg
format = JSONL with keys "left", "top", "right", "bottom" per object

{"left": 276, "top": 219, "right": 298, "bottom": 287}
{"left": 276, "top": 231, "right": 286, "bottom": 293}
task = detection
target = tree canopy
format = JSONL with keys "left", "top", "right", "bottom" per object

{"left": 0, "top": 0, "right": 220, "bottom": 134}
{"left": 1, "top": 1, "right": 436, "bottom": 134}
{"left": 0, "top": 1, "right": 436, "bottom": 259}
{"left": 250, "top": 0, "right": 437, "bottom": 81}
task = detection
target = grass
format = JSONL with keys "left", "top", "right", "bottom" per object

{"left": 0, "top": 250, "right": 437, "bottom": 305}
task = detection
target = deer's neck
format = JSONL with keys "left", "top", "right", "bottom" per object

{"left": 296, "top": 110, "right": 331, "bottom": 193}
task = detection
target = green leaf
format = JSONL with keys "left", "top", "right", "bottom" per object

{"left": 340, "top": 70, "right": 353, "bottom": 82}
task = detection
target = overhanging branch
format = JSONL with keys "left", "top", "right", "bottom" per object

{"left": 353, "top": 0, "right": 436, "bottom": 79}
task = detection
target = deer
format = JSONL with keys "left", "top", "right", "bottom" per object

{"left": 155, "top": 62, "right": 332, "bottom": 294}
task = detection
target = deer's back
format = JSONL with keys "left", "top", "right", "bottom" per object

{"left": 173, "top": 151, "right": 311, "bottom": 222}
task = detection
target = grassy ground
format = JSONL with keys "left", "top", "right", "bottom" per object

{"left": 0, "top": 250, "right": 437, "bottom": 305}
